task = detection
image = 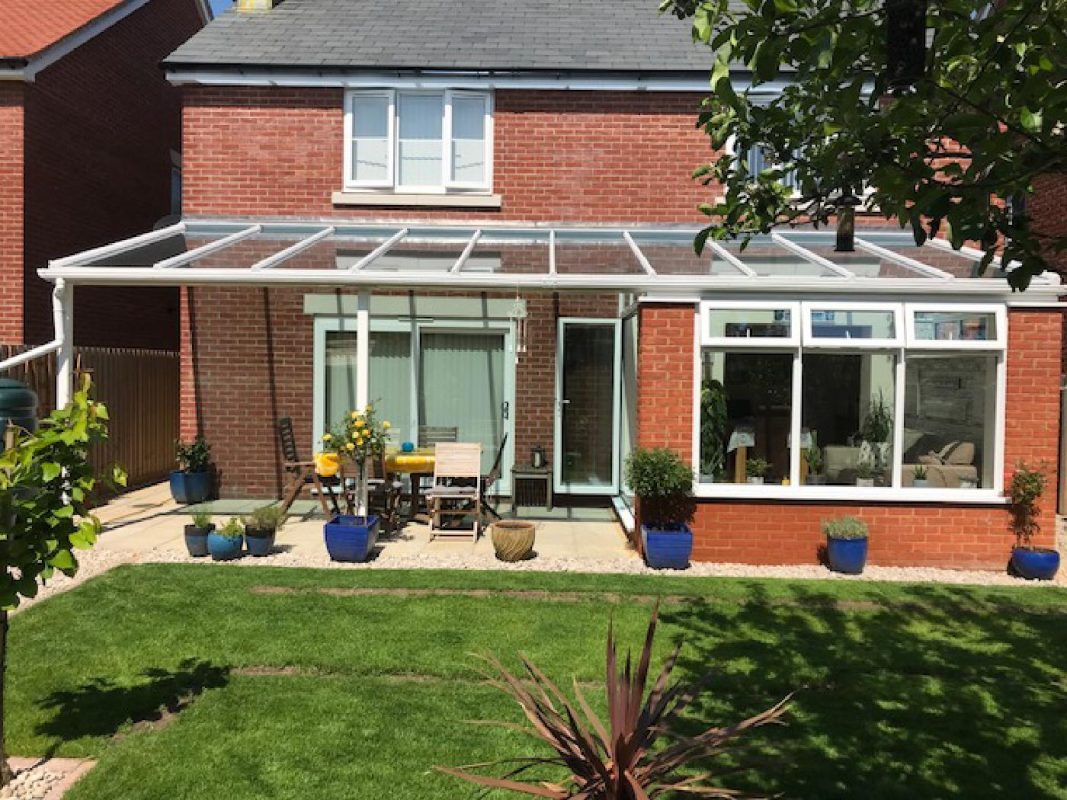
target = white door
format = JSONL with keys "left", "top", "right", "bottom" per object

{"left": 554, "top": 318, "right": 622, "bottom": 494}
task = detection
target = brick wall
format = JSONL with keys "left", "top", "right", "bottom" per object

{"left": 15, "top": 0, "right": 204, "bottom": 348}
{"left": 0, "top": 83, "right": 25, "bottom": 344}
{"left": 636, "top": 304, "right": 1062, "bottom": 569}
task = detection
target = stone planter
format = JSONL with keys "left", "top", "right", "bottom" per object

{"left": 491, "top": 520, "right": 536, "bottom": 562}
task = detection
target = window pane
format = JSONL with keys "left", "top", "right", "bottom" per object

{"left": 325, "top": 332, "right": 359, "bottom": 433}
{"left": 708, "top": 308, "right": 792, "bottom": 339}
{"left": 913, "top": 310, "right": 997, "bottom": 342}
{"left": 700, "top": 350, "right": 793, "bottom": 484}
{"left": 398, "top": 93, "right": 443, "bottom": 186}
{"left": 903, "top": 355, "right": 995, "bottom": 488}
{"left": 802, "top": 352, "right": 896, "bottom": 486}
{"left": 451, "top": 95, "right": 486, "bottom": 184}
{"left": 351, "top": 96, "right": 390, "bottom": 183}
{"left": 810, "top": 309, "right": 896, "bottom": 340}
{"left": 369, "top": 331, "right": 412, "bottom": 446}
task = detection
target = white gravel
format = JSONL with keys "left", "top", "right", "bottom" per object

{"left": 12, "top": 549, "right": 131, "bottom": 616}
{"left": 0, "top": 764, "right": 63, "bottom": 800}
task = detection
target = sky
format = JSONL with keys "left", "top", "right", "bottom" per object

{"left": 209, "top": 0, "right": 232, "bottom": 13}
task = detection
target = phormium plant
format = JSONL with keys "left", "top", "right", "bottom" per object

{"left": 438, "top": 602, "right": 791, "bottom": 799}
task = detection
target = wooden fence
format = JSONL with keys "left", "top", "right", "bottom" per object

{"left": 1, "top": 346, "right": 179, "bottom": 490}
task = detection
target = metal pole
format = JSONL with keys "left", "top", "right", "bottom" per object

{"left": 53, "top": 279, "right": 73, "bottom": 408}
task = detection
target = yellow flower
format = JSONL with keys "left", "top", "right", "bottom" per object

{"left": 355, "top": 438, "right": 364, "bottom": 446}
{"left": 345, "top": 442, "right": 355, "bottom": 451}
{"left": 322, "top": 433, "right": 332, "bottom": 441}
{"left": 350, "top": 411, "right": 359, "bottom": 420}
{"left": 382, "top": 421, "right": 391, "bottom": 430}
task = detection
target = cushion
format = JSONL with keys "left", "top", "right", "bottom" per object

{"left": 943, "top": 441, "right": 975, "bottom": 465}
{"left": 919, "top": 452, "right": 943, "bottom": 466}
{"left": 937, "top": 441, "right": 961, "bottom": 461}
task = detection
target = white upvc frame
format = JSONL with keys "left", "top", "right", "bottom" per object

{"left": 343, "top": 90, "right": 396, "bottom": 190}
{"left": 343, "top": 89, "right": 492, "bottom": 194}
{"left": 801, "top": 301, "right": 904, "bottom": 349}
{"left": 699, "top": 299, "right": 801, "bottom": 348}
{"left": 905, "top": 303, "right": 1007, "bottom": 350}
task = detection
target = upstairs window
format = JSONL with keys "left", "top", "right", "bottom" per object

{"left": 344, "top": 90, "right": 492, "bottom": 193}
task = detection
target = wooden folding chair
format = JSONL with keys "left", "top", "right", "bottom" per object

{"left": 425, "top": 442, "right": 482, "bottom": 541}
{"left": 276, "top": 417, "right": 335, "bottom": 517}
{"left": 412, "top": 426, "right": 458, "bottom": 514}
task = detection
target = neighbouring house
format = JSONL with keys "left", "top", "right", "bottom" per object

{"left": 34, "top": 0, "right": 1066, "bottom": 568}
{"left": 0, "top": 0, "right": 209, "bottom": 351}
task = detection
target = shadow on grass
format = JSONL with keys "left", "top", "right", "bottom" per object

{"left": 36, "top": 658, "right": 228, "bottom": 749}
{"left": 661, "top": 584, "right": 1067, "bottom": 799}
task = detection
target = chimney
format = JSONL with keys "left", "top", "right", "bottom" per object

{"left": 236, "top": 0, "right": 281, "bottom": 10}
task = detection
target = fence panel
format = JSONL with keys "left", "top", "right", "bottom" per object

{"left": 1, "top": 346, "right": 179, "bottom": 489}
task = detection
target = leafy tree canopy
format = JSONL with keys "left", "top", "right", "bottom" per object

{"left": 662, "top": 0, "right": 1067, "bottom": 288}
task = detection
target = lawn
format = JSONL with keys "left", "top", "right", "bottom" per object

{"left": 8, "top": 564, "right": 1067, "bottom": 799}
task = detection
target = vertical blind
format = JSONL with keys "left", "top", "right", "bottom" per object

{"left": 398, "top": 93, "right": 444, "bottom": 187}
{"left": 351, "top": 94, "right": 390, "bottom": 183}
{"left": 451, "top": 94, "right": 486, "bottom": 185}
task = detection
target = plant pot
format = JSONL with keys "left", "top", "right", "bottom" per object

{"left": 826, "top": 536, "right": 868, "bottom": 574}
{"left": 169, "top": 469, "right": 212, "bottom": 504}
{"left": 244, "top": 526, "right": 276, "bottom": 557}
{"left": 491, "top": 520, "right": 536, "bottom": 562}
{"left": 746, "top": 477, "right": 764, "bottom": 485}
{"left": 855, "top": 478, "right": 875, "bottom": 488}
{"left": 207, "top": 532, "right": 243, "bottom": 561}
{"left": 805, "top": 475, "right": 827, "bottom": 486}
{"left": 183, "top": 524, "right": 213, "bottom": 557}
{"left": 324, "top": 514, "right": 380, "bottom": 562}
{"left": 1011, "top": 547, "right": 1060, "bottom": 581}
{"left": 641, "top": 523, "right": 693, "bottom": 570}
{"left": 912, "top": 479, "right": 929, "bottom": 488}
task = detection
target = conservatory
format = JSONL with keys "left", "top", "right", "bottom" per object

{"left": 23, "top": 219, "right": 1066, "bottom": 567}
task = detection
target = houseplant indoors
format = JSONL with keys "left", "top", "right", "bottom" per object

{"left": 804, "top": 435, "right": 825, "bottom": 485}
{"left": 625, "top": 447, "right": 694, "bottom": 570}
{"left": 912, "top": 464, "right": 929, "bottom": 488}
{"left": 169, "top": 436, "right": 212, "bottom": 504}
{"left": 244, "top": 504, "right": 285, "bottom": 557}
{"left": 823, "top": 515, "right": 869, "bottom": 574}
{"left": 184, "top": 511, "right": 213, "bottom": 557}
{"left": 321, "top": 404, "right": 390, "bottom": 562}
{"left": 1009, "top": 462, "right": 1059, "bottom": 580}
{"left": 855, "top": 457, "right": 876, "bottom": 488}
{"left": 745, "top": 458, "right": 769, "bottom": 485}
{"left": 207, "top": 517, "right": 244, "bottom": 561}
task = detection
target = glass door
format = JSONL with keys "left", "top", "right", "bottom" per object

{"left": 554, "top": 319, "right": 622, "bottom": 494}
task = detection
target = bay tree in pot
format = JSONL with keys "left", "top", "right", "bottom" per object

{"left": 1009, "top": 462, "right": 1059, "bottom": 580}
{"left": 244, "top": 505, "right": 285, "bottom": 557}
{"left": 169, "top": 436, "right": 212, "bottom": 504}
{"left": 823, "top": 515, "right": 869, "bottom": 574}
{"left": 625, "top": 447, "right": 694, "bottom": 570}
{"left": 184, "top": 512, "right": 213, "bottom": 557}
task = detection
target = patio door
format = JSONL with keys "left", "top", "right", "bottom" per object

{"left": 554, "top": 318, "right": 622, "bottom": 494}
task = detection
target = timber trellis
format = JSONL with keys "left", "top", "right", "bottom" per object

{"left": 0, "top": 346, "right": 179, "bottom": 490}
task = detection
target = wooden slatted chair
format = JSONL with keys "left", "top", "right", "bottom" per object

{"left": 425, "top": 442, "right": 482, "bottom": 541}
{"left": 412, "top": 426, "right": 459, "bottom": 514}
{"left": 276, "top": 417, "right": 334, "bottom": 517}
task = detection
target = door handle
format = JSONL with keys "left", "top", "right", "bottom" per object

{"left": 559, "top": 399, "right": 571, "bottom": 405}
{"left": 502, "top": 401, "right": 510, "bottom": 421}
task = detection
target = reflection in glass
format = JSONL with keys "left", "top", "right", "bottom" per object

{"left": 809, "top": 309, "right": 895, "bottom": 340}
{"left": 708, "top": 308, "right": 792, "bottom": 339}
{"left": 913, "top": 311, "right": 996, "bottom": 342}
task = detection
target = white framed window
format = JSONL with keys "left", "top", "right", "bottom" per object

{"left": 343, "top": 89, "right": 492, "bottom": 193}
{"left": 801, "top": 302, "right": 903, "bottom": 349}
{"left": 699, "top": 300, "right": 801, "bottom": 348}
{"left": 905, "top": 304, "right": 1006, "bottom": 350}
{"left": 694, "top": 300, "right": 1008, "bottom": 501}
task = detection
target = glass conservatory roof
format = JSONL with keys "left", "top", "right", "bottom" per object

{"left": 38, "top": 220, "right": 1062, "bottom": 297}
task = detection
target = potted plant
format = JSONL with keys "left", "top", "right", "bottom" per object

{"left": 1009, "top": 462, "right": 1060, "bottom": 580}
{"left": 491, "top": 520, "right": 536, "bottom": 562}
{"left": 625, "top": 447, "right": 694, "bottom": 570}
{"left": 207, "top": 517, "right": 244, "bottom": 561}
{"left": 184, "top": 511, "right": 213, "bottom": 557}
{"left": 745, "top": 458, "right": 770, "bottom": 485}
{"left": 912, "top": 464, "right": 929, "bottom": 488}
{"left": 321, "top": 404, "right": 390, "bottom": 562}
{"left": 855, "top": 457, "right": 876, "bottom": 487}
{"left": 169, "top": 436, "right": 212, "bottom": 504}
{"left": 823, "top": 515, "right": 869, "bottom": 574}
{"left": 804, "top": 435, "right": 825, "bottom": 485}
{"left": 245, "top": 504, "right": 285, "bottom": 557}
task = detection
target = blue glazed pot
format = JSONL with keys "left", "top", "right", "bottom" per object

{"left": 169, "top": 470, "right": 212, "bottom": 505}
{"left": 641, "top": 523, "right": 693, "bottom": 570}
{"left": 207, "top": 532, "right": 244, "bottom": 561}
{"left": 184, "top": 524, "right": 212, "bottom": 557}
{"left": 245, "top": 528, "right": 276, "bottom": 557}
{"left": 827, "top": 536, "right": 868, "bottom": 574}
{"left": 324, "top": 515, "right": 380, "bottom": 562}
{"left": 1011, "top": 547, "right": 1060, "bottom": 581}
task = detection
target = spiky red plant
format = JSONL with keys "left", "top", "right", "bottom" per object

{"left": 438, "top": 602, "right": 791, "bottom": 799}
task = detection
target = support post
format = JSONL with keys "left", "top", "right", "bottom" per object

{"left": 53, "top": 280, "right": 73, "bottom": 408}
{"left": 355, "top": 291, "right": 370, "bottom": 411}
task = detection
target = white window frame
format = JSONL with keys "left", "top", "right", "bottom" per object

{"left": 692, "top": 299, "right": 1009, "bottom": 503}
{"left": 801, "top": 301, "right": 904, "bottom": 349}
{"left": 343, "top": 89, "right": 492, "bottom": 194}
{"left": 905, "top": 303, "right": 1007, "bottom": 350}
{"left": 700, "top": 299, "right": 801, "bottom": 348}
{"left": 343, "top": 90, "right": 395, "bottom": 190}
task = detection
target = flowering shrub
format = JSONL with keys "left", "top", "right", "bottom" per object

{"left": 321, "top": 403, "right": 392, "bottom": 463}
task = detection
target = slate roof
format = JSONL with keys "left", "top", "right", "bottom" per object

{"left": 0, "top": 0, "right": 127, "bottom": 60}
{"left": 165, "top": 0, "right": 712, "bottom": 73}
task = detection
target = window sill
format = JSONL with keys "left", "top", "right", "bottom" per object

{"left": 692, "top": 484, "right": 1006, "bottom": 505}
{"left": 332, "top": 191, "right": 502, "bottom": 209}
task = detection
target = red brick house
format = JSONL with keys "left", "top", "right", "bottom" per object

{"left": 0, "top": 0, "right": 209, "bottom": 351}
{"left": 34, "top": 0, "right": 1066, "bottom": 569}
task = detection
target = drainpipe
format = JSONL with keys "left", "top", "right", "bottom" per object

{"left": 1059, "top": 377, "right": 1067, "bottom": 515}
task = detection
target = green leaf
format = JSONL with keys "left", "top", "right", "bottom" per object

{"left": 1020, "top": 107, "right": 1042, "bottom": 132}
{"left": 49, "top": 549, "right": 77, "bottom": 572}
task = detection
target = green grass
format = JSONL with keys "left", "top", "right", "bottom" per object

{"left": 8, "top": 564, "right": 1067, "bottom": 799}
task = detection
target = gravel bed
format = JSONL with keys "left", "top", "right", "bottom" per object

{"left": 12, "top": 549, "right": 131, "bottom": 616}
{"left": 140, "top": 546, "right": 1058, "bottom": 588}
{"left": 0, "top": 764, "right": 63, "bottom": 800}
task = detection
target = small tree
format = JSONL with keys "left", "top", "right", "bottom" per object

{"left": 1009, "top": 461, "right": 1048, "bottom": 549}
{"left": 0, "top": 375, "right": 123, "bottom": 784}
